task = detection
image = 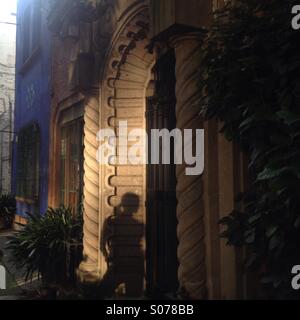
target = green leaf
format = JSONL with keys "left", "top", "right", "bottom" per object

{"left": 266, "top": 226, "right": 278, "bottom": 238}
{"left": 248, "top": 214, "right": 261, "bottom": 224}
{"left": 257, "top": 167, "right": 289, "bottom": 181}
{"left": 269, "top": 235, "right": 281, "bottom": 250}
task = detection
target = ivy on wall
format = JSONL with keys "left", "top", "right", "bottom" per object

{"left": 201, "top": 0, "right": 300, "bottom": 298}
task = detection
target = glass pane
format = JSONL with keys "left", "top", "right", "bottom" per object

{"left": 60, "top": 119, "right": 84, "bottom": 213}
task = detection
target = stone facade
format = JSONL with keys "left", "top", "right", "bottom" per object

{"left": 47, "top": 0, "right": 255, "bottom": 299}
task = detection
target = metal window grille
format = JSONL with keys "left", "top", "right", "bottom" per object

{"left": 16, "top": 123, "right": 40, "bottom": 201}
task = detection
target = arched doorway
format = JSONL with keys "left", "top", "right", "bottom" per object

{"left": 86, "top": 6, "right": 179, "bottom": 297}
{"left": 96, "top": 8, "right": 155, "bottom": 296}
{"left": 146, "top": 49, "right": 179, "bottom": 296}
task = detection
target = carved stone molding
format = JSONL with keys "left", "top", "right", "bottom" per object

{"left": 99, "top": 8, "right": 155, "bottom": 291}
{"left": 78, "top": 91, "right": 101, "bottom": 283}
{"left": 48, "top": 92, "right": 85, "bottom": 209}
{"left": 78, "top": 3, "right": 155, "bottom": 295}
{"left": 171, "top": 32, "right": 207, "bottom": 299}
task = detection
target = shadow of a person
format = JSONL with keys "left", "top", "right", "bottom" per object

{"left": 98, "top": 192, "right": 144, "bottom": 298}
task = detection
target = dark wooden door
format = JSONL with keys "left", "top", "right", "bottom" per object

{"left": 146, "top": 50, "right": 179, "bottom": 296}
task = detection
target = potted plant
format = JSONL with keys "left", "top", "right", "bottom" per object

{"left": 6, "top": 206, "right": 83, "bottom": 298}
{"left": 0, "top": 194, "right": 16, "bottom": 230}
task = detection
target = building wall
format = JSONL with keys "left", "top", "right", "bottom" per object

{"left": 0, "top": 6, "right": 16, "bottom": 194}
{"left": 47, "top": 22, "right": 88, "bottom": 210}
{"left": 47, "top": 0, "right": 255, "bottom": 299}
{"left": 12, "top": 0, "right": 51, "bottom": 216}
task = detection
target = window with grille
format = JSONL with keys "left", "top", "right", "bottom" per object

{"left": 16, "top": 123, "right": 40, "bottom": 202}
{"left": 60, "top": 119, "right": 84, "bottom": 213}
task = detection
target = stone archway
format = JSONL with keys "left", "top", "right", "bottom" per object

{"left": 79, "top": 7, "right": 155, "bottom": 297}
{"left": 79, "top": 5, "right": 207, "bottom": 299}
{"left": 101, "top": 8, "right": 155, "bottom": 295}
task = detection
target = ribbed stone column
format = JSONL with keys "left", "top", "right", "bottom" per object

{"left": 78, "top": 93, "right": 100, "bottom": 282}
{"left": 172, "top": 33, "right": 206, "bottom": 299}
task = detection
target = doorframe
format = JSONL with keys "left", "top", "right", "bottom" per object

{"left": 48, "top": 93, "right": 85, "bottom": 208}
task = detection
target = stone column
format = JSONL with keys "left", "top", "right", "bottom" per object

{"left": 78, "top": 93, "right": 100, "bottom": 283}
{"left": 171, "top": 33, "right": 206, "bottom": 299}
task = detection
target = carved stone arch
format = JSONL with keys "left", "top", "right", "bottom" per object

{"left": 99, "top": 7, "right": 155, "bottom": 295}
{"left": 80, "top": 3, "right": 208, "bottom": 299}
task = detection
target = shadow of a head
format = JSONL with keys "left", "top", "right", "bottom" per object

{"left": 119, "top": 192, "right": 140, "bottom": 216}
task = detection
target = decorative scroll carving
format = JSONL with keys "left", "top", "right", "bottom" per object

{"left": 99, "top": 9, "right": 154, "bottom": 290}
{"left": 172, "top": 33, "right": 207, "bottom": 299}
{"left": 78, "top": 3, "right": 154, "bottom": 293}
{"left": 78, "top": 93, "right": 100, "bottom": 282}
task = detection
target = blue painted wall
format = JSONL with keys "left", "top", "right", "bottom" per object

{"left": 12, "top": 0, "right": 51, "bottom": 216}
